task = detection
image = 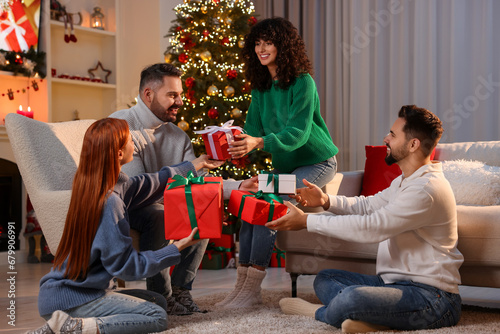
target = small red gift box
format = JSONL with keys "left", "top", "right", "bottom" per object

{"left": 207, "top": 234, "right": 235, "bottom": 262}
{"left": 269, "top": 246, "right": 286, "bottom": 267}
{"left": 164, "top": 172, "right": 223, "bottom": 240}
{"left": 194, "top": 120, "right": 243, "bottom": 160}
{"left": 199, "top": 251, "right": 228, "bottom": 270}
{"left": 227, "top": 190, "right": 288, "bottom": 226}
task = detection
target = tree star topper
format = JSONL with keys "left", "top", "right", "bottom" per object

{"left": 88, "top": 61, "right": 112, "bottom": 83}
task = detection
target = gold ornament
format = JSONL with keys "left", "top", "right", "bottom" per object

{"left": 231, "top": 108, "right": 243, "bottom": 118}
{"left": 238, "top": 40, "right": 245, "bottom": 48}
{"left": 223, "top": 85, "right": 235, "bottom": 97}
{"left": 207, "top": 85, "right": 218, "bottom": 96}
{"left": 200, "top": 50, "right": 212, "bottom": 62}
{"left": 164, "top": 53, "right": 173, "bottom": 63}
{"left": 178, "top": 120, "right": 189, "bottom": 131}
{"left": 224, "top": 17, "right": 232, "bottom": 25}
{"left": 201, "top": 6, "right": 208, "bottom": 14}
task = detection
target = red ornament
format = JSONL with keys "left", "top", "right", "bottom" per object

{"left": 226, "top": 69, "right": 238, "bottom": 80}
{"left": 220, "top": 37, "right": 230, "bottom": 46}
{"left": 185, "top": 77, "right": 195, "bottom": 88}
{"left": 176, "top": 26, "right": 183, "bottom": 32}
{"left": 232, "top": 156, "right": 250, "bottom": 168}
{"left": 178, "top": 53, "right": 189, "bottom": 64}
{"left": 241, "top": 82, "right": 251, "bottom": 93}
{"left": 203, "top": 30, "right": 210, "bottom": 37}
{"left": 207, "top": 108, "right": 219, "bottom": 119}
{"left": 248, "top": 16, "right": 257, "bottom": 26}
{"left": 180, "top": 33, "right": 195, "bottom": 50}
{"left": 185, "top": 89, "right": 197, "bottom": 104}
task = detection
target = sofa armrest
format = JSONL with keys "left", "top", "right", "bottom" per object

{"left": 325, "top": 170, "right": 364, "bottom": 197}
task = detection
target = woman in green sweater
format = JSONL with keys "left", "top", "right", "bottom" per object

{"left": 221, "top": 17, "right": 339, "bottom": 308}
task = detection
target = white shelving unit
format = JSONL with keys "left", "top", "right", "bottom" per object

{"left": 44, "top": 0, "right": 119, "bottom": 121}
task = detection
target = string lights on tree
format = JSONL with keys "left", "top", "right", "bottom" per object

{"left": 165, "top": 0, "right": 271, "bottom": 180}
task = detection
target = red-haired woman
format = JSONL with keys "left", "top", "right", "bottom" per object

{"left": 28, "top": 118, "right": 201, "bottom": 334}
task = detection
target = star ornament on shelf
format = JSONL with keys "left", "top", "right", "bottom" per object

{"left": 88, "top": 61, "right": 112, "bottom": 83}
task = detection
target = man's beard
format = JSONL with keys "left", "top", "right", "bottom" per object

{"left": 150, "top": 97, "right": 181, "bottom": 123}
{"left": 384, "top": 144, "right": 408, "bottom": 166}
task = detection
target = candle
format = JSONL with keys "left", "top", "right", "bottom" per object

{"left": 17, "top": 105, "right": 25, "bottom": 117}
{"left": 25, "top": 106, "right": 34, "bottom": 119}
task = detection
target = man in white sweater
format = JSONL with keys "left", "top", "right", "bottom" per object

{"left": 110, "top": 63, "right": 257, "bottom": 315}
{"left": 267, "top": 105, "right": 464, "bottom": 333}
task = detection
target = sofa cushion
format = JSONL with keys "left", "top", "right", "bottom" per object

{"left": 442, "top": 160, "right": 500, "bottom": 206}
{"left": 360, "top": 146, "right": 402, "bottom": 196}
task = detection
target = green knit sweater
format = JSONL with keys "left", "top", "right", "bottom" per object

{"left": 244, "top": 73, "right": 338, "bottom": 173}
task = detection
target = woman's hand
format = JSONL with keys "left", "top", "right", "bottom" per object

{"left": 228, "top": 134, "right": 264, "bottom": 159}
{"left": 290, "top": 179, "right": 330, "bottom": 210}
{"left": 191, "top": 154, "right": 225, "bottom": 170}
{"left": 173, "top": 228, "right": 201, "bottom": 251}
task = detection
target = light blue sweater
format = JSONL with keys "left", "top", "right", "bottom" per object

{"left": 38, "top": 163, "right": 191, "bottom": 316}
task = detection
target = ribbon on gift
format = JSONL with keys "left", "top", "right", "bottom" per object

{"left": 237, "top": 190, "right": 284, "bottom": 223}
{"left": 166, "top": 171, "right": 220, "bottom": 240}
{"left": 194, "top": 120, "right": 243, "bottom": 160}
{"left": 261, "top": 171, "right": 280, "bottom": 194}
{"left": 0, "top": 16, "right": 29, "bottom": 51}
{"left": 273, "top": 247, "right": 286, "bottom": 267}
{"left": 207, "top": 242, "right": 232, "bottom": 253}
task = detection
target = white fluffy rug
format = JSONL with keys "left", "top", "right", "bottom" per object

{"left": 163, "top": 290, "right": 500, "bottom": 333}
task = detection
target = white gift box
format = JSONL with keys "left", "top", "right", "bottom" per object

{"left": 258, "top": 174, "right": 296, "bottom": 195}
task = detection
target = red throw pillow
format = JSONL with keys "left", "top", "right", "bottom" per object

{"left": 360, "top": 146, "right": 436, "bottom": 196}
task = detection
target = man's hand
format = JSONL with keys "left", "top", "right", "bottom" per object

{"left": 173, "top": 228, "right": 201, "bottom": 251}
{"left": 191, "top": 154, "right": 225, "bottom": 171}
{"left": 265, "top": 202, "right": 308, "bottom": 231}
{"left": 290, "top": 179, "right": 330, "bottom": 210}
{"left": 239, "top": 175, "right": 258, "bottom": 192}
{"left": 228, "top": 134, "right": 264, "bottom": 159}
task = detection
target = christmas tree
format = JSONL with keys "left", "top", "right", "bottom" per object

{"left": 164, "top": 0, "right": 271, "bottom": 180}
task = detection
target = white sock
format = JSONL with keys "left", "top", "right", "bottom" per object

{"left": 279, "top": 298, "right": 322, "bottom": 318}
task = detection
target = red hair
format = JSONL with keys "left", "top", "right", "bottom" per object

{"left": 53, "top": 118, "right": 130, "bottom": 280}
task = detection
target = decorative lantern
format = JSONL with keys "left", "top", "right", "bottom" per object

{"left": 91, "top": 7, "right": 105, "bottom": 30}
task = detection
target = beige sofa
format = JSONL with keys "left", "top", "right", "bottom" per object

{"left": 276, "top": 141, "right": 500, "bottom": 297}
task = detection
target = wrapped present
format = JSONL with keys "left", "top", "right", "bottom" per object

{"left": 269, "top": 246, "right": 286, "bottom": 267}
{"left": 0, "top": 0, "right": 39, "bottom": 52}
{"left": 194, "top": 120, "right": 242, "bottom": 160}
{"left": 164, "top": 172, "right": 223, "bottom": 240}
{"left": 227, "top": 190, "right": 288, "bottom": 226}
{"left": 258, "top": 173, "right": 297, "bottom": 195}
{"left": 199, "top": 251, "right": 228, "bottom": 270}
{"left": 208, "top": 234, "right": 235, "bottom": 262}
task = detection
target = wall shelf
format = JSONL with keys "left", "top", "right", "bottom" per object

{"left": 51, "top": 78, "right": 117, "bottom": 89}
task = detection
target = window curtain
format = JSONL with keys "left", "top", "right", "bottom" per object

{"left": 252, "top": 0, "right": 500, "bottom": 171}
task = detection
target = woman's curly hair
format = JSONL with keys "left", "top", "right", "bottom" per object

{"left": 242, "top": 17, "right": 313, "bottom": 91}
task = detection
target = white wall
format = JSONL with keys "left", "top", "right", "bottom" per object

{"left": 116, "top": 0, "right": 179, "bottom": 111}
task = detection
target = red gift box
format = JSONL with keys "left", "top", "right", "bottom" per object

{"left": 269, "top": 246, "right": 286, "bottom": 267}
{"left": 164, "top": 172, "right": 223, "bottom": 240}
{"left": 1, "top": 0, "right": 38, "bottom": 51}
{"left": 207, "top": 234, "right": 235, "bottom": 262}
{"left": 194, "top": 120, "right": 243, "bottom": 160}
{"left": 199, "top": 251, "right": 228, "bottom": 270}
{"left": 227, "top": 190, "right": 288, "bottom": 226}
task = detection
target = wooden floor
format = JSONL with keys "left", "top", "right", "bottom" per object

{"left": 1, "top": 262, "right": 500, "bottom": 334}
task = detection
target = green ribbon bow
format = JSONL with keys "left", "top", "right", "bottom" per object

{"left": 273, "top": 247, "right": 286, "bottom": 267}
{"left": 166, "top": 171, "right": 218, "bottom": 240}
{"left": 262, "top": 171, "right": 280, "bottom": 194}
{"left": 207, "top": 242, "right": 232, "bottom": 253}
{"left": 237, "top": 190, "right": 284, "bottom": 223}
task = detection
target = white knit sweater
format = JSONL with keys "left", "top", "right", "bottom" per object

{"left": 307, "top": 162, "right": 464, "bottom": 294}
{"left": 109, "top": 96, "right": 240, "bottom": 198}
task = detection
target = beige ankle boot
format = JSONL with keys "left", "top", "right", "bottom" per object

{"left": 215, "top": 266, "right": 248, "bottom": 307}
{"left": 224, "top": 266, "right": 266, "bottom": 309}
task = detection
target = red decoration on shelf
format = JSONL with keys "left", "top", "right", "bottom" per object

{"left": 87, "top": 61, "right": 112, "bottom": 83}
{"left": 226, "top": 69, "right": 237, "bottom": 80}
{"left": 207, "top": 108, "right": 219, "bottom": 119}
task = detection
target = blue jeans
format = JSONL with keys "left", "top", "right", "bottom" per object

{"left": 239, "top": 157, "right": 337, "bottom": 267}
{"left": 43, "top": 290, "right": 167, "bottom": 334}
{"left": 314, "top": 269, "right": 462, "bottom": 330}
{"left": 129, "top": 203, "right": 208, "bottom": 297}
